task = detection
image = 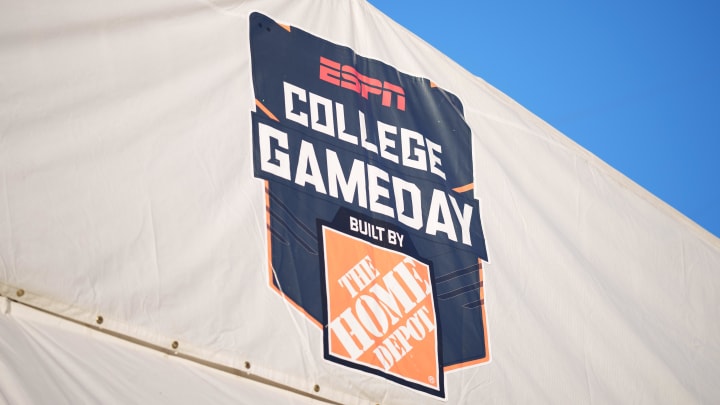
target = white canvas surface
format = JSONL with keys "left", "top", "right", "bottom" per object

{"left": 1, "top": 0, "right": 718, "bottom": 403}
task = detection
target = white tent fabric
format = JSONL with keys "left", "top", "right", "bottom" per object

{"left": 0, "top": 297, "right": 325, "bottom": 404}
{"left": 1, "top": 0, "right": 719, "bottom": 403}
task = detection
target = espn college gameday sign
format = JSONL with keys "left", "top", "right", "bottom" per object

{"left": 249, "top": 13, "right": 490, "bottom": 398}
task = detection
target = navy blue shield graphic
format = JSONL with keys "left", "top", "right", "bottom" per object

{"left": 249, "top": 12, "right": 490, "bottom": 398}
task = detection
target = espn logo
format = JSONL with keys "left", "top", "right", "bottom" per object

{"left": 319, "top": 57, "right": 406, "bottom": 111}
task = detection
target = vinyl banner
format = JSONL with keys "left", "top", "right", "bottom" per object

{"left": 6, "top": 1, "right": 719, "bottom": 403}
{"left": 249, "top": 12, "right": 489, "bottom": 398}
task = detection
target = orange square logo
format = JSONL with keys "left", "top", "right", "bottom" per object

{"left": 320, "top": 224, "right": 444, "bottom": 397}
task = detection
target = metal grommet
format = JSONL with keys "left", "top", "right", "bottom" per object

{"left": 96, "top": 315, "right": 104, "bottom": 325}
{"left": 313, "top": 384, "right": 320, "bottom": 393}
{"left": 244, "top": 361, "right": 251, "bottom": 370}
{"left": 16, "top": 289, "right": 25, "bottom": 297}
{"left": 171, "top": 341, "right": 179, "bottom": 350}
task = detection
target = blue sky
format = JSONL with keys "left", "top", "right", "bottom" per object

{"left": 367, "top": 0, "right": 720, "bottom": 239}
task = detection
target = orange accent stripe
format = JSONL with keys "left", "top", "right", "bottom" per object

{"left": 479, "top": 261, "right": 489, "bottom": 365}
{"left": 266, "top": 182, "right": 273, "bottom": 295}
{"left": 444, "top": 259, "right": 490, "bottom": 372}
{"left": 452, "top": 183, "right": 474, "bottom": 193}
{"left": 279, "top": 23, "right": 291, "bottom": 32}
{"left": 265, "top": 181, "right": 323, "bottom": 330}
{"left": 430, "top": 81, "right": 438, "bottom": 88}
{"left": 255, "top": 99, "right": 279, "bottom": 122}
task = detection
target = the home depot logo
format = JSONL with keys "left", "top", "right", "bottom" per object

{"left": 321, "top": 222, "right": 443, "bottom": 395}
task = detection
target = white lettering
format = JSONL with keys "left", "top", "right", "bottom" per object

{"left": 282, "top": 82, "right": 446, "bottom": 178}
{"left": 400, "top": 128, "right": 427, "bottom": 171}
{"left": 449, "top": 195, "right": 474, "bottom": 246}
{"left": 294, "top": 140, "right": 327, "bottom": 194}
{"left": 327, "top": 151, "right": 368, "bottom": 208}
{"left": 335, "top": 102, "right": 359, "bottom": 145}
{"left": 283, "top": 81, "right": 308, "bottom": 126}
{"left": 377, "top": 120, "right": 399, "bottom": 164}
{"left": 258, "top": 123, "right": 290, "bottom": 180}
{"left": 426, "top": 189, "right": 457, "bottom": 242}
{"left": 329, "top": 307, "right": 375, "bottom": 359}
{"left": 392, "top": 176, "right": 423, "bottom": 230}
{"left": 367, "top": 165, "right": 393, "bottom": 217}
{"left": 426, "top": 138, "right": 445, "bottom": 180}
{"left": 309, "top": 92, "right": 335, "bottom": 136}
